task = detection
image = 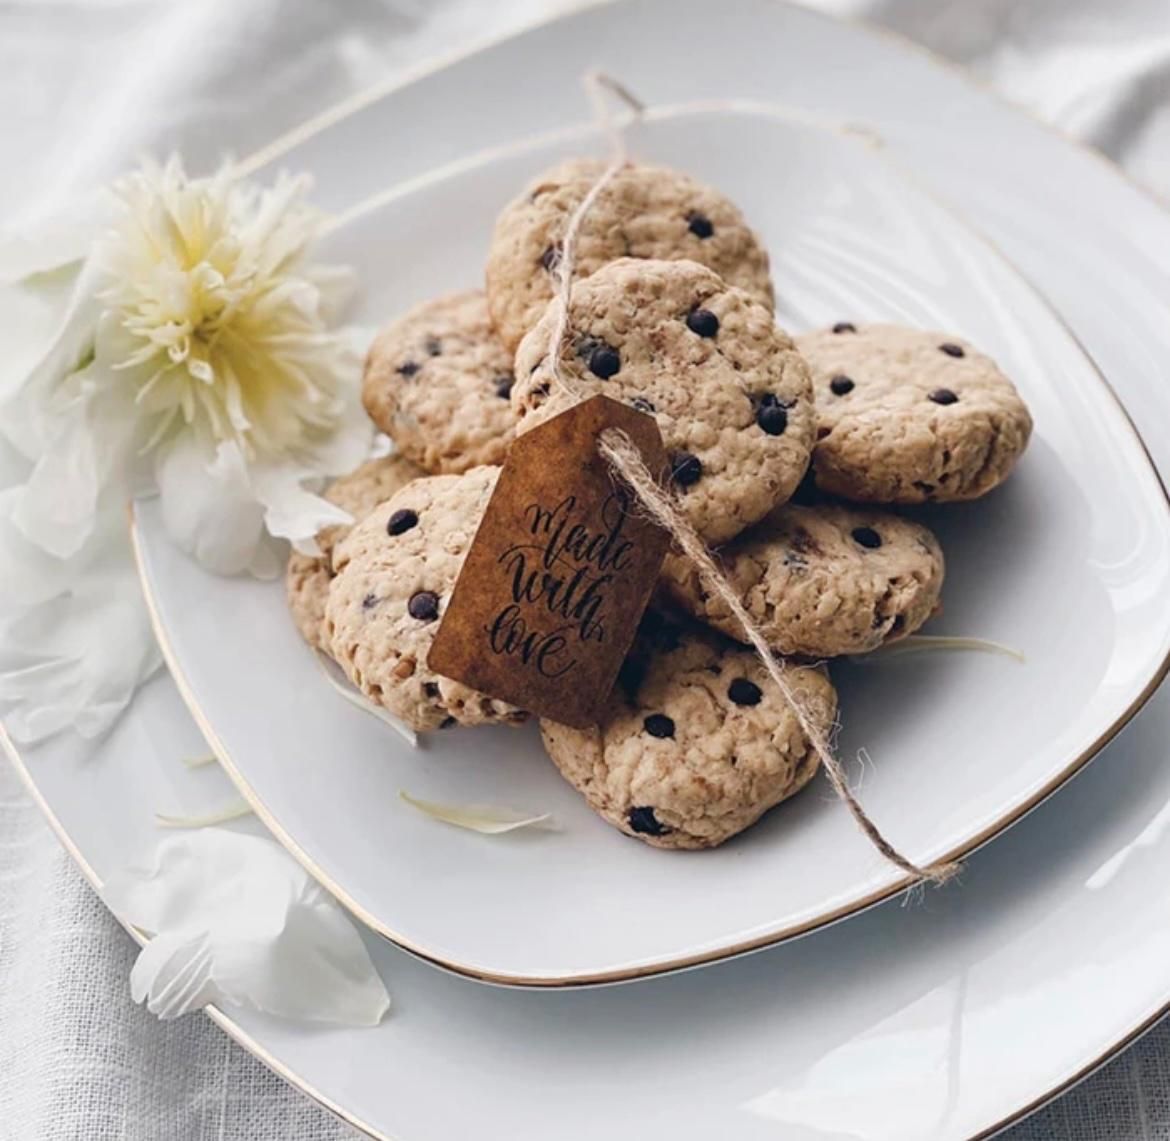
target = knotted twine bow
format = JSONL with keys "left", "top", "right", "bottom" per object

{"left": 545, "top": 72, "right": 958, "bottom": 885}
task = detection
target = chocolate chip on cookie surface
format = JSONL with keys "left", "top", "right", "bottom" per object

{"left": 326, "top": 466, "right": 528, "bottom": 731}
{"left": 362, "top": 290, "right": 518, "bottom": 474}
{"left": 512, "top": 257, "right": 815, "bottom": 545}
{"left": 285, "top": 454, "right": 424, "bottom": 651}
{"left": 486, "top": 159, "right": 774, "bottom": 352}
{"left": 799, "top": 323, "right": 1033, "bottom": 503}
{"left": 540, "top": 623, "right": 837, "bottom": 849}
{"left": 660, "top": 502, "right": 944, "bottom": 657}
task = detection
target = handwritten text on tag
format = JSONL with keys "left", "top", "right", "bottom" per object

{"left": 428, "top": 395, "right": 670, "bottom": 728}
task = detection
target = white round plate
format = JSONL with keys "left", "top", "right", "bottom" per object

{"left": 131, "top": 101, "right": 1170, "bottom": 986}
{"left": 8, "top": 2, "right": 1170, "bottom": 1138}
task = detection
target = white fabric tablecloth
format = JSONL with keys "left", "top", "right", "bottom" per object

{"left": 2, "top": 1, "right": 1169, "bottom": 1137}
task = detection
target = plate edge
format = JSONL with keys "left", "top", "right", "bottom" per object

{"left": 128, "top": 100, "right": 1170, "bottom": 988}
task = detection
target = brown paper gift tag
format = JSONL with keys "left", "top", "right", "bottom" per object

{"left": 428, "top": 395, "right": 670, "bottom": 728}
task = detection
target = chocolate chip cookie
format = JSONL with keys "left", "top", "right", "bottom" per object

{"left": 486, "top": 159, "right": 774, "bottom": 352}
{"left": 512, "top": 257, "right": 815, "bottom": 545}
{"left": 660, "top": 502, "right": 944, "bottom": 657}
{"left": 799, "top": 323, "right": 1033, "bottom": 503}
{"left": 362, "top": 290, "right": 518, "bottom": 474}
{"left": 541, "top": 620, "right": 837, "bottom": 849}
{"left": 286, "top": 454, "right": 424, "bottom": 651}
{"left": 326, "top": 466, "right": 528, "bottom": 731}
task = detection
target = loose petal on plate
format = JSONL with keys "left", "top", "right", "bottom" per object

{"left": 180, "top": 753, "right": 218, "bottom": 769}
{"left": 316, "top": 652, "right": 418, "bottom": 747}
{"left": 154, "top": 800, "right": 254, "bottom": 829}
{"left": 856, "top": 634, "right": 1025, "bottom": 664}
{"left": 102, "top": 829, "right": 390, "bottom": 1026}
{"left": 399, "top": 790, "right": 556, "bottom": 834}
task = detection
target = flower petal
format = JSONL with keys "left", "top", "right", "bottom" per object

{"left": 104, "top": 831, "right": 391, "bottom": 1026}
{"left": 0, "top": 258, "right": 104, "bottom": 458}
{"left": 0, "top": 189, "right": 110, "bottom": 284}
{"left": 249, "top": 461, "right": 354, "bottom": 553}
{"left": 154, "top": 437, "right": 270, "bottom": 577}
{"left": 0, "top": 496, "right": 161, "bottom": 742}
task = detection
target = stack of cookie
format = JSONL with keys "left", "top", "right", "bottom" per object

{"left": 287, "top": 157, "right": 1033, "bottom": 850}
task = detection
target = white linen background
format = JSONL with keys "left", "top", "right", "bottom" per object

{"left": 1, "top": 0, "right": 1168, "bottom": 1137}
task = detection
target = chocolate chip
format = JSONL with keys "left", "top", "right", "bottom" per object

{"left": 589, "top": 345, "right": 621, "bottom": 379}
{"left": 816, "top": 426, "right": 831, "bottom": 440}
{"left": 852, "top": 526, "right": 882, "bottom": 549}
{"left": 439, "top": 716, "right": 457, "bottom": 729}
{"left": 830, "top": 374, "right": 855, "bottom": 396}
{"left": 628, "top": 806, "right": 668, "bottom": 836}
{"left": 643, "top": 713, "right": 675, "bottom": 738}
{"left": 686, "top": 308, "right": 719, "bottom": 338}
{"left": 397, "top": 360, "right": 420, "bottom": 377}
{"left": 687, "top": 212, "right": 714, "bottom": 239}
{"left": 361, "top": 592, "right": 378, "bottom": 610}
{"left": 728, "top": 678, "right": 763, "bottom": 706}
{"left": 387, "top": 509, "right": 418, "bottom": 536}
{"left": 540, "top": 244, "right": 561, "bottom": 273}
{"left": 423, "top": 682, "right": 440, "bottom": 698}
{"left": 670, "top": 452, "right": 703, "bottom": 487}
{"left": 939, "top": 342, "right": 965, "bottom": 358}
{"left": 631, "top": 396, "right": 656, "bottom": 414}
{"left": 929, "top": 388, "right": 959, "bottom": 405}
{"left": 832, "top": 322, "right": 857, "bottom": 334}
{"left": 408, "top": 591, "right": 439, "bottom": 621}
{"left": 494, "top": 375, "right": 514, "bottom": 399}
{"left": 425, "top": 337, "right": 442, "bottom": 357}
{"left": 756, "top": 402, "right": 788, "bottom": 436}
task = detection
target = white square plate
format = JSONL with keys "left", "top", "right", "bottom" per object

{"left": 131, "top": 100, "right": 1170, "bottom": 985}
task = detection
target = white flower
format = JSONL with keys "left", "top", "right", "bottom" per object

{"left": 2, "top": 155, "right": 370, "bottom": 568}
{"left": 0, "top": 156, "right": 371, "bottom": 739}
{"left": 98, "top": 160, "right": 363, "bottom": 479}
{"left": 102, "top": 829, "right": 391, "bottom": 1025}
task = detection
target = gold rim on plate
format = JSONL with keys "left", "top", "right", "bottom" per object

{"left": 128, "top": 94, "right": 1170, "bottom": 988}
{"left": 0, "top": 721, "right": 397, "bottom": 1141}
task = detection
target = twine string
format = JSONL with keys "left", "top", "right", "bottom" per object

{"left": 599, "top": 433, "right": 958, "bottom": 884}
{"left": 544, "top": 71, "right": 958, "bottom": 886}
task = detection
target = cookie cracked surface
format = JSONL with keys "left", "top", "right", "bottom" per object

{"left": 660, "top": 502, "right": 944, "bottom": 658}
{"left": 540, "top": 621, "right": 836, "bottom": 849}
{"left": 799, "top": 323, "right": 1033, "bottom": 503}
{"left": 285, "top": 454, "right": 424, "bottom": 651}
{"left": 326, "top": 466, "right": 528, "bottom": 731}
{"left": 362, "top": 290, "right": 518, "bottom": 474}
{"left": 512, "top": 258, "right": 814, "bottom": 545}
{"left": 486, "top": 159, "right": 774, "bottom": 352}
